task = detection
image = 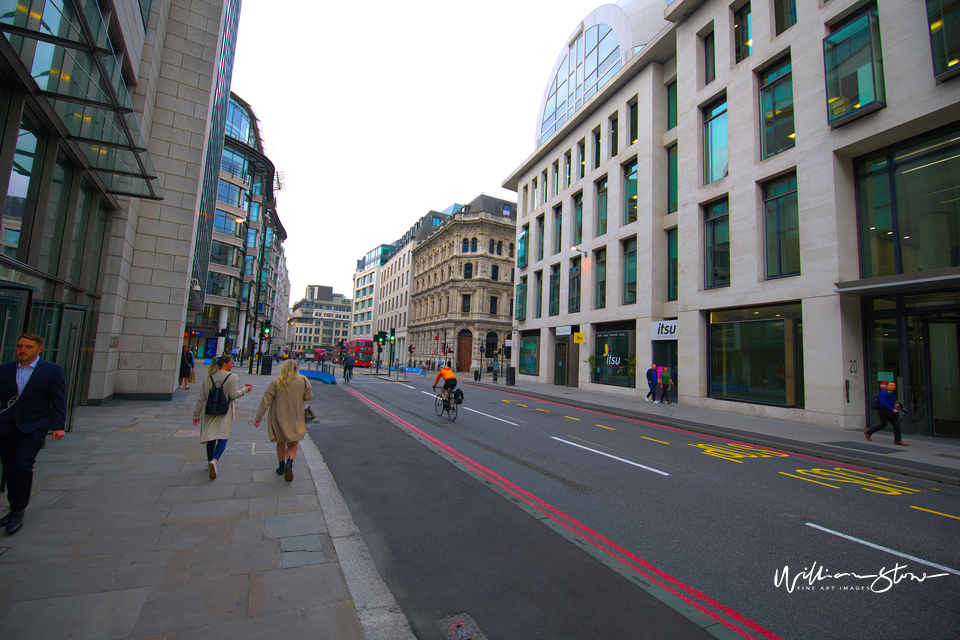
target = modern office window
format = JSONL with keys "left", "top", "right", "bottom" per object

{"left": 549, "top": 264, "right": 561, "bottom": 316}
{"left": 553, "top": 161, "right": 560, "bottom": 196}
{"left": 565, "top": 150, "right": 572, "bottom": 187}
{"left": 703, "top": 97, "right": 729, "bottom": 184}
{"left": 595, "top": 247, "right": 607, "bottom": 309}
{"left": 927, "top": 0, "right": 960, "bottom": 81}
{"left": 704, "top": 30, "right": 716, "bottom": 84}
{"left": 667, "top": 228, "right": 678, "bottom": 301}
{"left": 518, "top": 225, "right": 529, "bottom": 267}
{"left": 760, "top": 57, "right": 795, "bottom": 158}
{"left": 464, "top": 263, "right": 473, "bottom": 279}
{"left": 569, "top": 257, "right": 581, "bottom": 313}
{"left": 492, "top": 265, "right": 499, "bottom": 280}
{"left": 535, "top": 270, "right": 543, "bottom": 318}
{"left": 668, "top": 145, "right": 678, "bottom": 213}
{"left": 553, "top": 205, "right": 563, "bottom": 254}
{"left": 734, "top": 3, "right": 752, "bottom": 63}
{"left": 763, "top": 172, "right": 800, "bottom": 278}
{"left": 573, "top": 193, "right": 583, "bottom": 245}
{"left": 542, "top": 170, "right": 549, "bottom": 204}
{"left": 774, "top": 0, "right": 797, "bottom": 35}
{"left": 622, "top": 237, "right": 637, "bottom": 304}
{"left": 579, "top": 139, "right": 586, "bottom": 178}
{"left": 624, "top": 160, "right": 638, "bottom": 223}
{"left": 516, "top": 276, "right": 527, "bottom": 320}
{"left": 705, "top": 199, "right": 730, "bottom": 288}
{"left": 490, "top": 296, "right": 498, "bottom": 315}
{"left": 610, "top": 115, "right": 619, "bottom": 156}
{"left": 462, "top": 294, "right": 471, "bottom": 313}
{"left": 594, "top": 129, "right": 602, "bottom": 168}
{"left": 596, "top": 178, "right": 608, "bottom": 236}
{"left": 824, "top": 7, "right": 885, "bottom": 126}
{"left": 667, "top": 81, "right": 678, "bottom": 130}
{"left": 630, "top": 102, "right": 639, "bottom": 144}
{"left": 537, "top": 215, "right": 545, "bottom": 261}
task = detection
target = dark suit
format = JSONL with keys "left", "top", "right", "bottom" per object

{"left": 0, "top": 358, "right": 67, "bottom": 512}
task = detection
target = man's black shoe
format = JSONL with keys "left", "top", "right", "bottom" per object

{"left": 0, "top": 510, "right": 13, "bottom": 526}
{"left": 5, "top": 510, "right": 24, "bottom": 535}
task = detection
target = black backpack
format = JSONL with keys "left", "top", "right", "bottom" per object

{"left": 870, "top": 393, "right": 881, "bottom": 411}
{"left": 205, "top": 373, "right": 234, "bottom": 415}
{"left": 453, "top": 389, "right": 464, "bottom": 405}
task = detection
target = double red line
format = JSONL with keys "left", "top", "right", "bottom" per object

{"left": 346, "top": 387, "right": 784, "bottom": 640}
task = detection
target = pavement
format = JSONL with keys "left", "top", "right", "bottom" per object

{"left": 0, "top": 364, "right": 956, "bottom": 640}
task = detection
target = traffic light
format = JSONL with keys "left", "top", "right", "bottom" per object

{"left": 389, "top": 328, "right": 395, "bottom": 345}
{"left": 262, "top": 323, "right": 271, "bottom": 338}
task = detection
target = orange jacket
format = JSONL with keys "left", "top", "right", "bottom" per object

{"left": 434, "top": 367, "right": 455, "bottom": 386}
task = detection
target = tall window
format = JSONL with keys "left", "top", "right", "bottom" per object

{"left": 630, "top": 102, "right": 639, "bottom": 144}
{"left": 579, "top": 139, "right": 586, "bottom": 178}
{"left": 622, "top": 237, "right": 637, "bottom": 304}
{"left": 471, "top": 237, "right": 478, "bottom": 252}
{"left": 462, "top": 295, "right": 471, "bottom": 313}
{"left": 553, "top": 161, "right": 559, "bottom": 196}
{"left": 553, "top": 205, "right": 563, "bottom": 254}
{"left": 927, "top": 0, "right": 960, "bottom": 81}
{"left": 492, "top": 264, "right": 499, "bottom": 280}
{"left": 594, "top": 129, "right": 602, "bottom": 168}
{"left": 760, "top": 57, "right": 795, "bottom": 158}
{"left": 705, "top": 199, "right": 730, "bottom": 288}
{"left": 595, "top": 248, "right": 607, "bottom": 309}
{"left": 569, "top": 257, "right": 581, "bottom": 313}
{"left": 734, "top": 3, "right": 752, "bottom": 63}
{"left": 516, "top": 276, "right": 527, "bottom": 320}
{"left": 537, "top": 215, "right": 545, "bottom": 261}
{"left": 464, "top": 263, "right": 473, "bottom": 279}
{"left": 497, "top": 241, "right": 502, "bottom": 255}
{"left": 518, "top": 224, "right": 529, "bottom": 267}
{"left": 490, "top": 296, "right": 498, "bottom": 315}
{"left": 774, "top": 0, "right": 797, "bottom": 35}
{"left": 573, "top": 193, "right": 583, "bottom": 245}
{"left": 823, "top": 7, "right": 885, "bottom": 126}
{"left": 667, "top": 145, "right": 678, "bottom": 213}
{"left": 535, "top": 271, "right": 543, "bottom": 318}
{"left": 596, "top": 178, "right": 608, "bottom": 236}
{"left": 764, "top": 173, "right": 800, "bottom": 278}
{"left": 703, "top": 97, "right": 728, "bottom": 184}
{"left": 704, "top": 30, "right": 716, "bottom": 84}
{"left": 549, "top": 264, "right": 560, "bottom": 315}
{"left": 624, "top": 160, "right": 638, "bottom": 223}
{"left": 667, "top": 81, "right": 677, "bottom": 130}
{"left": 532, "top": 178, "right": 538, "bottom": 210}
{"left": 565, "top": 150, "right": 572, "bottom": 187}
{"left": 542, "top": 170, "right": 549, "bottom": 204}
{"left": 610, "top": 115, "right": 619, "bottom": 156}
{"left": 667, "top": 229, "right": 678, "bottom": 301}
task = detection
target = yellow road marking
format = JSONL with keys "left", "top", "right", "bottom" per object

{"left": 536, "top": 408, "right": 550, "bottom": 412}
{"left": 565, "top": 416, "right": 580, "bottom": 421}
{"left": 597, "top": 424, "right": 615, "bottom": 430}
{"left": 517, "top": 403, "right": 528, "bottom": 408}
{"left": 785, "top": 468, "right": 921, "bottom": 495}
{"left": 910, "top": 506, "right": 960, "bottom": 521}
{"left": 642, "top": 436, "right": 669, "bottom": 444}
{"left": 780, "top": 472, "right": 839, "bottom": 488}
{"left": 502, "top": 399, "right": 511, "bottom": 403}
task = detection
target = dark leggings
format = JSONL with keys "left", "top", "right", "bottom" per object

{"left": 205, "top": 439, "right": 227, "bottom": 461}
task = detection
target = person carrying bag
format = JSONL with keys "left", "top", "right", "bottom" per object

{"left": 254, "top": 360, "right": 313, "bottom": 482}
{"left": 192, "top": 355, "right": 252, "bottom": 480}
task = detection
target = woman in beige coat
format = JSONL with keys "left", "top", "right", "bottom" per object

{"left": 193, "top": 355, "right": 252, "bottom": 480}
{"left": 254, "top": 359, "right": 313, "bottom": 482}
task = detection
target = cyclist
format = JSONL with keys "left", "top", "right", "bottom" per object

{"left": 343, "top": 354, "right": 354, "bottom": 381}
{"left": 433, "top": 364, "right": 457, "bottom": 409}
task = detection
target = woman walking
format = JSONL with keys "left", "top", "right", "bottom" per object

{"left": 179, "top": 346, "right": 194, "bottom": 389}
{"left": 254, "top": 360, "right": 313, "bottom": 482}
{"left": 192, "top": 355, "right": 252, "bottom": 480}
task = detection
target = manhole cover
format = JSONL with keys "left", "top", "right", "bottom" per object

{"left": 437, "top": 613, "right": 490, "bottom": 640}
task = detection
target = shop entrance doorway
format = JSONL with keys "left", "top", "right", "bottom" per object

{"left": 929, "top": 319, "right": 960, "bottom": 437}
{"left": 653, "top": 340, "right": 678, "bottom": 403}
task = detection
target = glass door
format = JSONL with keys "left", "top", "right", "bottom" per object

{"left": 929, "top": 319, "right": 960, "bottom": 437}
{"left": 554, "top": 342, "right": 567, "bottom": 386}
{"left": 0, "top": 287, "right": 31, "bottom": 363}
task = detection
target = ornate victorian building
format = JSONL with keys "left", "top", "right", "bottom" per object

{"left": 410, "top": 195, "right": 516, "bottom": 372}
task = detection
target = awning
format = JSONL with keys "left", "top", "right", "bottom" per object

{"left": 835, "top": 267, "right": 960, "bottom": 297}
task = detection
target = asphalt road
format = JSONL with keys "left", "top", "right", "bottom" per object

{"left": 309, "top": 372, "right": 960, "bottom": 640}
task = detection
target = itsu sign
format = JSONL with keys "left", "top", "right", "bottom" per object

{"left": 651, "top": 320, "right": 677, "bottom": 340}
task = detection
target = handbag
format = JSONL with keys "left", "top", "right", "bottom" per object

{"left": 189, "top": 368, "right": 196, "bottom": 383}
{"left": 304, "top": 405, "right": 316, "bottom": 422}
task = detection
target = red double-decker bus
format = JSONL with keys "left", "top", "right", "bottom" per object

{"left": 344, "top": 339, "right": 375, "bottom": 367}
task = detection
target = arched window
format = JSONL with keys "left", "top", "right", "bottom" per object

{"left": 471, "top": 238, "right": 478, "bottom": 252}
{"left": 489, "top": 239, "right": 495, "bottom": 253}
{"left": 497, "top": 241, "right": 502, "bottom": 255}
{"left": 462, "top": 238, "right": 469, "bottom": 253}
{"left": 464, "top": 263, "right": 473, "bottom": 279}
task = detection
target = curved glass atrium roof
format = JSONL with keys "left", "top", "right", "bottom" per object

{"left": 540, "top": 23, "right": 621, "bottom": 146}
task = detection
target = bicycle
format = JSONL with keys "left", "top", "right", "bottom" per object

{"left": 343, "top": 367, "right": 352, "bottom": 383}
{"left": 434, "top": 387, "right": 458, "bottom": 421}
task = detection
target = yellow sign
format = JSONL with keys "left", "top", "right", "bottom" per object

{"left": 573, "top": 332, "right": 585, "bottom": 344}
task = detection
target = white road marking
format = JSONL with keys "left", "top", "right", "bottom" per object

{"left": 552, "top": 437, "right": 670, "bottom": 476}
{"left": 398, "top": 383, "right": 415, "bottom": 389}
{"left": 805, "top": 522, "right": 960, "bottom": 576}
{"left": 464, "top": 407, "right": 518, "bottom": 426}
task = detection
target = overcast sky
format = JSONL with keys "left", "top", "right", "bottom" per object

{"left": 230, "top": 0, "right": 606, "bottom": 302}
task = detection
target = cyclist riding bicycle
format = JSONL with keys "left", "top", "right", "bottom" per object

{"left": 433, "top": 364, "right": 457, "bottom": 409}
{"left": 343, "top": 355, "right": 354, "bottom": 381}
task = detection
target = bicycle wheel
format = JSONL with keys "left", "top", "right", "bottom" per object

{"left": 447, "top": 400, "right": 458, "bottom": 421}
{"left": 435, "top": 394, "right": 444, "bottom": 417}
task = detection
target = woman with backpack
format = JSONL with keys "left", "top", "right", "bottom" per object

{"left": 253, "top": 360, "right": 313, "bottom": 482}
{"left": 192, "top": 355, "right": 253, "bottom": 480}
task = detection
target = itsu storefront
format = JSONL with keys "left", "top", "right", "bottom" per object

{"left": 652, "top": 320, "right": 677, "bottom": 404}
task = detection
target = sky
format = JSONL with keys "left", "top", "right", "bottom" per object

{"left": 230, "top": 0, "right": 607, "bottom": 303}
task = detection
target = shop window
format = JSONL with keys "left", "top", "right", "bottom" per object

{"left": 927, "top": 0, "right": 960, "bottom": 81}
{"left": 593, "top": 330, "right": 633, "bottom": 387}
{"left": 705, "top": 199, "right": 730, "bottom": 288}
{"left": 519, "top": 335, "right": 539, "bottom": 376}
{"left": 760, "top": 57, "right": 795, "bottom": 158}
{"left": 823, "top": 7, "right": 885, "bottom": 127}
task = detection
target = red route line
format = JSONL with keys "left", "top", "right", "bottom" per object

{"left": 345, "top": 386, "right": 784, "bottom": 640}
{"left": 468, "top": 385, "right": 880, "bottom": 474}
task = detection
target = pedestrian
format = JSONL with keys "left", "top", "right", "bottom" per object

{"left": 179, "top": 345, "right": 194, "bottom": 389}
{"left": 0, "top": 333, "right": 66, "bottom": 535}
{"left": 192, "top": 355, "right": 252, "bottom": 480}
{"left": 865, "top": 381, "right": 908, "bottom": 446}
{"left": 658, "top": 367, "right": 673, "bottom": 404}
{"left": 645, "top": 363, "right": 657, "bottom": 403}
{"left": 254, "top": 360, "right": 313, "bottom": 482}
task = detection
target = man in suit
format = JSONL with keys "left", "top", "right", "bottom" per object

{"left": 0, "top": 333, "right": 66, "bottom": 534}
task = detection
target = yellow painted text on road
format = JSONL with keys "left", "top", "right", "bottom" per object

{"left": 909, "top": 506, "right": 960, "bottom": 520}
{"left": 689, "top": 442, "right": 790, "bottom": 463}
{"left": 785, "top": 468, "right": 921, "bottom": 495}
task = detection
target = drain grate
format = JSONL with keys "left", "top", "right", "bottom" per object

{"left": 437, "top": 613, "right": 490, "bottom": 640}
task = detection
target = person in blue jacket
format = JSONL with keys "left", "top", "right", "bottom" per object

{"left": 865, "top": 381, "right": 908, "bottom": 446}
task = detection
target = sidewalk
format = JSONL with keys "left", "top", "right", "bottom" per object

{"left": 0, "top": 369, "right": 414, "bottom": 640}
{"left": 462, "top": 374, "right": 960, "bottom": 486}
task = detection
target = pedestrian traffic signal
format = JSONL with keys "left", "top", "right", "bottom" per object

{"left": 262, "top": 324, "right": 271, "bottom": 337}
{"left": 389, "top": 328, "right": 395, "bottom": 345}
